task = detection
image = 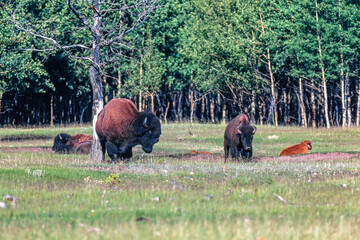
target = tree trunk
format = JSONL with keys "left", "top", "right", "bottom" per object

{"left": 283, "top": 90, "right": 288, "bottom": 125}
{"left": 164, "top": 100, "right": 170, "bottom": 124}
{"left": 0, "top": 90, "right": 3, "bottom": 115}
{"left": 346, "top": 68, "right": 351, "bottom": 126}
{"left": 222, "top": 102, "right": 226, "bottom": 124}
{"left": 201, "top": 94, "right": 205, "bottom": 122}
{"left": 150, "top": 92, "right": 155, "bottom": 112}
{"left": 357, "top": 76, "right": 360, "bottom": 126}
{"left": 310, "top": 79, "right": 317, "bottom": 127}
{"left": 315, "top": 0, "right": 330, "bottom": 128}
{"left": 178, "top": 90, "right": 183, "bottom": 121}
{"left": 90, "top": 0, "right": 105, "bottom": 163}
{"left": 216, "top": 92, "right": 221, "bottom": 123}
{"left": 250, "top": 90, "right": 256, "bottom": 123}
{"left": 340, "top": 58, "right": 346, "bottom": 127}
{"left": 347, "top": 96, "right": 351, "bottom": 126}
{"left": 117, "top": 70, "right": 122, "bottom": 98}
{"left": 189, "top": 73, "right": 194, "bottom": 134}
{"left": 210, "top": 94, "right": 215, "bottom": 123}
{"left": 299, "top": 77, "right": 307, "bottom": 127}
{"left": 172, "top": 93, "right": 177, "bottom": 121}
{"left": 267, "top": 49, "right": 278, "bottom": 126}
{"left": 50, "top": 95, "right": 54, "bottom": 127}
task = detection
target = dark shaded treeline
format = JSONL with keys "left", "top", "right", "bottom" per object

{"left": 0, "top": 83, "right": 342, "bottom": 126}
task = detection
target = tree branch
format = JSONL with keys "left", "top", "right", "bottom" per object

{"left": 67, "top": 0, "right": 96, "bottom": 36}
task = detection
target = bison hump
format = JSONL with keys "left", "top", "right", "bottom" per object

{"left": 96, "top": 98, "right": 139, "bottom": 140}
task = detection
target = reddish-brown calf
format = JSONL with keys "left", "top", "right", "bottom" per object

{"left": 279, "top": 140, "right": 312, "bottom": 156}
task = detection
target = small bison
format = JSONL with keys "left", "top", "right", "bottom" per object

{"left": 95, "top": 98, "right": 161, "bottom": 161}
{"left": 279, "top": 140, "right": 312, "bottom": 156}
{"left": 224, "top": 114, "right": 256, "bottom": 162}
{"left": 52, "top": 133, "right": 92, "bottom": 154}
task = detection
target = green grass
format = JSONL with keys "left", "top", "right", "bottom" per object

{"left": 1, "top": 123, "right": 360, "bottom": 239}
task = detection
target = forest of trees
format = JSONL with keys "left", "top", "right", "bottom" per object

{"left": 1, "top": 0, "right": 360, "bottom": 128}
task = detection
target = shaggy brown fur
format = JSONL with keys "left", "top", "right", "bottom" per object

{"left": 67, "top": 134, "right": 93, "bottom": 148}
{"left": 279, "top": 140, "right": 312, "bottom": 156}
{"left": 238, "top": 114, "right": 249, "bottom": 126}
{"left": 95, "top": 98, "right": 161, "bottom": 161}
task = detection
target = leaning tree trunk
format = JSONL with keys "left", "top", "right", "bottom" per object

{"left": 90, "top": 0, "right": 104, "bottom": 163}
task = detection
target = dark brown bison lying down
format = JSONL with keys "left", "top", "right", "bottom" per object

{"left": 96, "top": 98, "right": 161, "bottom": 161}
{"left": 52, "top": 133, "right": 92, "bottom": 154}
{"left": 279, "top": 140, "right": 312, "bottom": 156}
{"left": 224, "top": 114, "right": 256, "bottom": 162}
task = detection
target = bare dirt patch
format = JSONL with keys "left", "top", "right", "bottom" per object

{"left": 257, "top": 152, "right": 360, "bottom": 162}
{"left": 164, "top": 152, "right": 360, "bottom": 163}
{"left": 0, "top": 135, "right": 52, "bottom": 141}
{"left": 169, "top": 152, "right": 360, "bottom": 163}
{"left": 1, "top": 146, "right": 359, "bottom": 164}
{"left": 0, "top": 147, "right": 53, "bottom": 153}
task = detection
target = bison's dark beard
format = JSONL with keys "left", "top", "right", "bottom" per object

{"left": 142, "top": 146, "right": 153, "bottom": 153}
{"left": 240, "top": 149, "right": 253, "bottom": 160}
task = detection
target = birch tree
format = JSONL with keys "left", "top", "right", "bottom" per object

{"left": 10, "top": 0, "right": 158, "bottom": 162}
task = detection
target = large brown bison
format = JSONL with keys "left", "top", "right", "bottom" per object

{"left": 52, "top": 133, "right": 92, "bottom": 154}
{"left": 95, "top": 98, "right": 161, "bottom": 161}
{"left": 279, "top": 140, "right": 312, "bottom": 156}
{"left": 224, "top": 114, "right": 256, "bottom": 162}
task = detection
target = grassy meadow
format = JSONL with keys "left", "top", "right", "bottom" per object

{"left": 1, "top": 123, "right": 360, "bottom": 239}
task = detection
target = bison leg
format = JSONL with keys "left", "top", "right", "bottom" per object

{"left": 105, "top": 141, "right": 121, "bottom": 162}
{"left": 224, "top": 144, "right": 229, "bottom": 163}
{"left": 121, "top": 149, "right": 133, "bottom": 162}
{"left": 230, "top": 147, "right": 238, "bottom": 160}
{"left": 241, "top": 150, "right": 253, "bottom": 161}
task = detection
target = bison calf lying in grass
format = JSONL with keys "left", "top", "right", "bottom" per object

{"left": 96, "top": 98, "right": 161, "bottom": 162}
{"left": 52, "top": 133, "right": 92, "bottom": 154}
{"left": 279, "top": 140, "right": 312, "bottom": 156}
{"left": 224, "top": 114, "right": 256, "bottom": 162}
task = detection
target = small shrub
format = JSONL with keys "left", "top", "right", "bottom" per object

{"left": 104, "top": 173, "right": 122, "bottom": 187}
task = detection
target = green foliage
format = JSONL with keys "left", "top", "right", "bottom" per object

{"left": 3, "top": 0, "right": 360, "bottom": 126}
{"left": 104, "top": 173, "right": 122, "bottom": 187}
{"left": 0, "top": 2, "right": 50, "bottom": 94}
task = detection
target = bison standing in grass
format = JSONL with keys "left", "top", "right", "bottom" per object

{"left": 279, "top": 140, "right": 312, "bottom": 156}
{"left": 224, "top": 114, "right": 256, "bottom": 162}
{"left": 95, "top": 98, "right": 161, "bottom": 162}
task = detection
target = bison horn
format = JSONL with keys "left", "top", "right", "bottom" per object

{"left": 143, "top": 116, "right": 149, "bottom": 128}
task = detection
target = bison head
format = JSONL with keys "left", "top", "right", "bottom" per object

{"left": 237, "top": 124, "right": 256, "bottom": 159}
{"left": 52, "top": 133, "right": 72, "bottom": 153}
{"left": 135, "top": 111, "right": 161, "bottom": 153}
{"left": 303, "top": 140, "right": 312, "bottom": 150}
